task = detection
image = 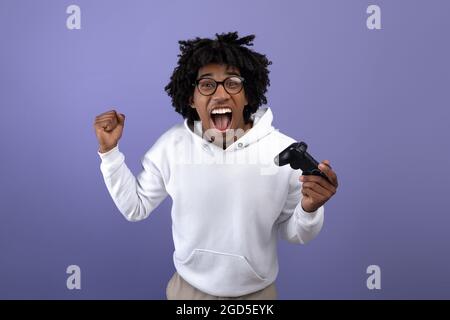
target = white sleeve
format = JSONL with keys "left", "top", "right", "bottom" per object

{"left": 276, "top": 169, "right": 324, "bottom": 244}
{"left": 98, "top": 145, "right": 168, "bottom": 222}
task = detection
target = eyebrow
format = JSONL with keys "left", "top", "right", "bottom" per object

{"left": 198, "top": 71, "right": 241, "bottom": 78}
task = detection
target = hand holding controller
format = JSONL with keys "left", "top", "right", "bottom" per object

{"left": 274, "top": 142, "right": 330, "bottom": 182}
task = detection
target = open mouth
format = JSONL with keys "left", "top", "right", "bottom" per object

{"left": 210, "top": 107, "right": 232, "bottom": 132}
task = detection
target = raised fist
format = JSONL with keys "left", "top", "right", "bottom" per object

{"left": 93, "top": 109, "right": 125, "bottom": 153}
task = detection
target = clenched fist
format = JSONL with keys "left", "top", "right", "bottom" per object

{"left": 93, "top": 110, "right": 125, "bottom": 153}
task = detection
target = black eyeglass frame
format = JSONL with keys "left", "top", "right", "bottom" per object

{"left": 192, "top": 76, "right": 245, "bottom": 96}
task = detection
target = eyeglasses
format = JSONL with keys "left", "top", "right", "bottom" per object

{"left": 193, "top": 76, "right": 245, "bottom": 96}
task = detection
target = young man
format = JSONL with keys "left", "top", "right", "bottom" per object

{"left": 94, "top": 32, "right": 338, "bottom": 300}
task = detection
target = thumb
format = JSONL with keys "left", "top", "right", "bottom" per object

{"left": 322, "top": 160, "right": 331, "bottom": 168}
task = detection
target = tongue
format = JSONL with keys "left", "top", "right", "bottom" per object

{"left": 213, "top": 114, "right": 231, "bottom": 131}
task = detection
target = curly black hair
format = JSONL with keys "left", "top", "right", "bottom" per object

{"left": 164, "top": 32, "right": 272, "bottom": 124}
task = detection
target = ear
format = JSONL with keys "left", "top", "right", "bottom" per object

{"left": 189, "top": 96, "right": 195, "bottom": 108}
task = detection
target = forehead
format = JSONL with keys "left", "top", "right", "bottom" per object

{"left": 197, "top": 64, "right": 240, "bottom": 77}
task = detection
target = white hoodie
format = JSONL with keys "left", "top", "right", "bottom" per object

{"left": 98, "top": 107, "right": 324, "bottom": 297}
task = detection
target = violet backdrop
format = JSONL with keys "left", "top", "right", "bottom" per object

{"left": 0, "top": 0, "right": 449, "bottom": 299}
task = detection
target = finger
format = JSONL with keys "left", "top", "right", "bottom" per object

{"left": 95, "top": 113, "right": 118, "bottom": 123}
{"left": 300, "top": 175, "right": 335, "bottom": 193}
{"left": 95, "top": 110, "right": 118, "bottom": 118}
{"left": 301, "top": 187, "right": 309, "bottom": 197}
{"left": 96, "top": 119, "right": 117, "bottom": 132}
{"left": 94, "top": 118, "right": 116, "bottom": 130}
{"left": 95, "top": 119, "right": 114, "bottom": 128}
{"left": 117, "top": 113, "right": 125, "bottom": 126}
{"left": 302, "top": 186, "right": 325, "bottom": 202}
{"left": 302, "top": 181, "right": 334, "bottom": 199}
{"left": 318, "top": 161, "right": 338, "bottom": 188}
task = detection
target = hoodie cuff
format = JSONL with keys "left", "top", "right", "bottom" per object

{"left": 294, "top": 203, "right": 324, "bottom": 226}
{"left": 98, "top": 145, "right": 119, "bottom": 159}
{"left": 97, "top": 145, "right": 124, "bottom": 178}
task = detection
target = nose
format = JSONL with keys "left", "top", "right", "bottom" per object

{"left": 212, "top": 83, "right": 230, "bottom": 101}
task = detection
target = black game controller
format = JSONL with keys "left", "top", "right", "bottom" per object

{"left": 274, "top": 142, "right": 330, "bottom": 182}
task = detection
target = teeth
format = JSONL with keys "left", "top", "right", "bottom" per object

{"left": 211, "top": 107, "right": 232, "bottom": 115}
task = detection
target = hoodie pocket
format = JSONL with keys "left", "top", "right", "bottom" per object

{"left": 175, "top": 249, "right": 267, "bottom": 296}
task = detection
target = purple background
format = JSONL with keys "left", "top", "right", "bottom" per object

{"left": 0, "top": 0, "right": 449, "bottom": 299}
